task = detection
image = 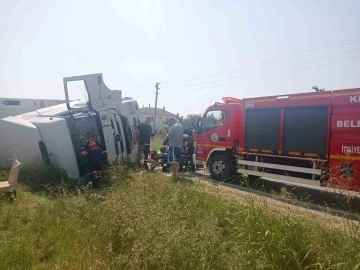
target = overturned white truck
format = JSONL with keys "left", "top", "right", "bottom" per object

{"left": 0, "top": 73, "right": 141, "bottom": 181}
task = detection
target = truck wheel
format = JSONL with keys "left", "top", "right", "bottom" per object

{"left": 209, "top": 153, "right": 234, "bottom": 181}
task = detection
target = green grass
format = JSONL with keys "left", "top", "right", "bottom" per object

{"left": 151, "top": 135, "right": 165, "bottom": 150}
{"left": 0, "top": 165, "right": 360, "bottom": 269}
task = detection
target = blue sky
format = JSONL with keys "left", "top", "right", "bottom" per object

{"left": 1, "top": 0, "right": 359, "bottom": 116}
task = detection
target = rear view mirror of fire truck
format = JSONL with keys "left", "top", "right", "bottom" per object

{"left": 196, "top": 118, "right": 202, "bottom": 132}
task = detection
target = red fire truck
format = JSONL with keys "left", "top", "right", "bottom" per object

{"left": 193, "top": 88, "right": 360, "bottom": 192}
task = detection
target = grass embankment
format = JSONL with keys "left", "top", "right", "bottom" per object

{"left": 0, "top": 165, "right": 360, "bottom": 269}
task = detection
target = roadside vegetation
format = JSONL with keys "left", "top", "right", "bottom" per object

{"left": 151, "top": 135, "right": 165, "bottom": 150}
{"left": 0, "top": 161, "right": 360, "bottom": 269}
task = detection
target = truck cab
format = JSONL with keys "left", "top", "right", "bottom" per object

{"left": 194, "top": 97, "right": 242, "bottom": 180}
{"left": 0, "top": 73, "right": 140, "bottom": 181}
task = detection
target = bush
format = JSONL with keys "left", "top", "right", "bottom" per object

{"left": 18, "top": 162, "right": 72, "bottom": 192}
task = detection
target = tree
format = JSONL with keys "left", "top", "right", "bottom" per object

{"left": 181, "top": 113, "right": 202, "bottom": 130}
{"left": 202, "top": 113, "right": 218, "bottom": 129}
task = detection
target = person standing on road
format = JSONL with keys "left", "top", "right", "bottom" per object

{"left": 166, "top": 117, "right": 183, "bottom": 177}
{"left": 135, "top": 117, "right": 153, "bottom": 169}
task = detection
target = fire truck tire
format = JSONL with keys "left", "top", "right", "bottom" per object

{"left": 209, "top": 153, "right": 234, "bottom": 181}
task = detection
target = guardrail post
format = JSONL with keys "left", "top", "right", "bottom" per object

{"left": 312, "top": 161, "right": 316, "bottom": 180}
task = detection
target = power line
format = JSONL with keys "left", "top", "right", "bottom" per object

{"left": 132, "top": 36, "right": 360, "bottom": 98}
{"left": 162, "top": 47, "right": 360, "bottom": 90}
{"left": 126, "top": 88, "right": 154, "bottom": 96}
{"left": 132, "top": 92, "right": 154, "bottom": 99}
{"left": 159, "top": 54, "right": 360, "bottom": 94}
{"left": 161, "top": 36, "right": 360, "bottom": 84}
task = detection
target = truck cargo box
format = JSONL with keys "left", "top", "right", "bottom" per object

{"left": 244, "top": 108, "right": 281, "bottom": 152}
{"left": 244, "top": 105, "right": 329, "bottom": 157}
{"left": 283, "top": 106, "right": 329, "bottom": 157}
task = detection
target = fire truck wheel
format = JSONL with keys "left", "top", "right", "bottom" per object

{"left": 209, "top": 153, "right": 234, "bottom": 181}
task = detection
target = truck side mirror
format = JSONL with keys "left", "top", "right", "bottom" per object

{"left": 195, "top": 118, "right": 202, "bottom": 133}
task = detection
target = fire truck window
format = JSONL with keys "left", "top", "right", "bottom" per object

{"left": 203, "top": 110, "right": 227, "bottom": 131}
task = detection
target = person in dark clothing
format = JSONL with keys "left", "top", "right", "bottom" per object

{"left": 135, "top": 117, "right": 153, "bottom": 169}
{"left": 183, "top": 128, "right": 193, "bottom": 137}
{"left": 184, "top": 135, "right": 196, "bottom": 171}
{"left": 82, "top": 141, "right": 107, "bottom": 187}
{"left": 162, "top": 137, "right": 169, "bottom": 146}
{"left": 185, "top": 136, "right": 195, "bottom": 156}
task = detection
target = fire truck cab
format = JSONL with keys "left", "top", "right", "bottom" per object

{"left": 194, "top": 97, "right": 242, "bottom": 179}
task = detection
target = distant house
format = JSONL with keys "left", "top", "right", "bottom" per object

{"left": 139, "top": 105, "right": 177, "bottom": 133}
{"left": 0, "top": 97, "right": 66, "bottom": 119}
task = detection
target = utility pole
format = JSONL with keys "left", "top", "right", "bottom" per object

{"left": 153, "top": 82, "right": 160, "bottom": 133}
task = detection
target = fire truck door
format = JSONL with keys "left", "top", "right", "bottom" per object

{"left": 202, "top": 109, "right": 230, "bottom": 150}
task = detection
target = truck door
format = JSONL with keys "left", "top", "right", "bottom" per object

{"left": 201, "top": 109, "right": 230, "bottom": 158}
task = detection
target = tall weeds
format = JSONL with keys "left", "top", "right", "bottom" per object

{"left": 0, "top": 164, "right": 359, "bottom": 269}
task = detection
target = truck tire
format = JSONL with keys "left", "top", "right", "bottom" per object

{"left": 209, "top": 153, "right": 234, "bottom": 181}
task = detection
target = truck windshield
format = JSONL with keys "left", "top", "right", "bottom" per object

{"left": 66, "top": 114, "right": 102, "bottom": 176}
{"left": 202, "top": 109, "right": 228, "bottom": 132}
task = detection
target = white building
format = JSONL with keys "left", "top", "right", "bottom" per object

{"left": 0, "top": 97, "right": 66, "bottom": 119}
{"left": 139, "top": 105, "right": 177, "bottom": 133}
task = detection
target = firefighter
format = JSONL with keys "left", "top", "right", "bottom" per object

{"left": 82, "top": 141, "right": 107, "bottom": 188}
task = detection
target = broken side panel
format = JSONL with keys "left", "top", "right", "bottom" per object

{"left": 283, "top": 106, "right": 329, "bottom": 157}
{"left": 244, "top": 108, "right": 281, "bottom": 151}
